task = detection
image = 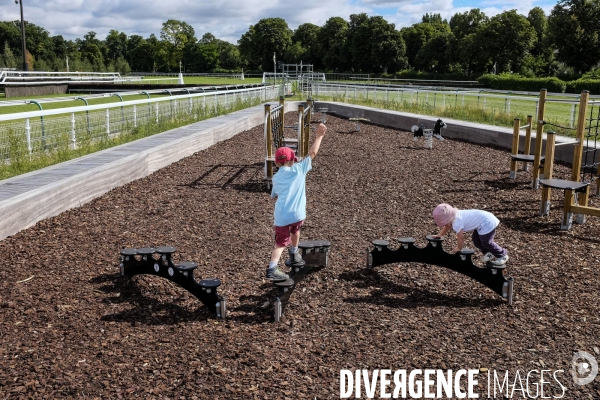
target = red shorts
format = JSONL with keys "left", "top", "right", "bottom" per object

{"left": 274, "top": 220, "right": 304, "bottom": 247}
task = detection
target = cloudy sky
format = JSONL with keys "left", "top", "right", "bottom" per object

{"left": 1, "top": 0, "right": 557, "bottom": 44}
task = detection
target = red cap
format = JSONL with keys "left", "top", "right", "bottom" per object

{"left": 275, "top": 147, "right": 298, "bottom": 163}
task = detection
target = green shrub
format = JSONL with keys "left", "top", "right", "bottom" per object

{"left": 477, "top": 74, "right": 566, "bottom": 93}
{"left": 565, "top": 79, "right": 600, "bottom": 95}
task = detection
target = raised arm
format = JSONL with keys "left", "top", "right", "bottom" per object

{"left": 308, "top": 123, "right": 327, "bottom": 160}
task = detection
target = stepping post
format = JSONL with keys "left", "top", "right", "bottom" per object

{"left": 272, "top": 239, "right": 331, "bottom": 321}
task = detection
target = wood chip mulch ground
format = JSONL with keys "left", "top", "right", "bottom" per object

{"left": 0, "top": 112, "right": 599, "bottom": 399}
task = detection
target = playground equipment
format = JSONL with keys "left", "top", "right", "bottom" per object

{"left": 263, "top": 98, "right": 314, "bottom": 189}
{"left": 272, "top": 240, "right": 331, "bottom": 322}
{"left": 119, "top": 246, "right": 226, "bottom": 318}
{"left": 509, "top": 115, "right": 544, "bottom": 179}
{"left": 317, "top": 107, "right": 329, "bottom": 123}
{"left": 349, "top": 118, "right": 370, "bottom": 132}
{"left": 410, "top": 119, "right": 447, "bottom": 149}
{"left": 537, "top": 91, "right": 600, "bottom": 229}
{"left": 366, "top": 235, "right": 514, "bottom": 305}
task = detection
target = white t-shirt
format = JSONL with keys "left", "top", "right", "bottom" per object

{"left": 451, "top": 209, "right": 499, "bottom": 235}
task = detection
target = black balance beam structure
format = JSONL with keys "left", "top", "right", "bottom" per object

{"left": 119, "top": 246, "right": 226, "bottom": 318}
{"left": 366, "top": 235, "right": 514, "bottom": 305}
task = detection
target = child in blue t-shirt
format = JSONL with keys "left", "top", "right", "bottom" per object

{"left": 266, "top": 123, "right": 327, "bottom": 281}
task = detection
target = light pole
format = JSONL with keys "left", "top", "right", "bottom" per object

{"left": 15, "top": 0, "right": 29, "bottom": 71}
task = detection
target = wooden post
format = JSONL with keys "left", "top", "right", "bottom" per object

{"left": 509, "top": 118, "right": 520, "bottom": 179}
{"left": 304, "top": 100, "right": 313, "bottom": 156}
{"left": 523, "top": 115, "right": 533, "bottom": 170}
{"left": 570, "top": 91, "right": 589, "bottom": 181}
{"left": 540, "top": 131, "right": 556, "bottom": 216}
{"left": 264, "top": 104, "right": 274, "bottom": 181}
{"left": 297, "top": 103, "right": 305, "bottom": 157}
{"left": 532, "top": 89, "right": 547, "bottom": 188}
{"left": 566, "top": 91, "right": 590, "bottom": 225}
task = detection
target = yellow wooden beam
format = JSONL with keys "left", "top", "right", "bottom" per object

{"left": 570, "top": 205, "right": 600, "bottom": 217}
{"left": 532, "top": 89, "right": 547, "bottom": 187}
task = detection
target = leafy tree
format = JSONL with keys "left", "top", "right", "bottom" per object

{"left": 128, "top": 39, "right": 154, "bottom": 72}
{"left": 448, "top": 9, "right": 489, "bottom": 75}
{"left": 422, "top": 13, "right": 446, "bottom": 24}
{"left": 105, "top": 30, "right": 128, "bottom": 62}
{"left": 160, "top": 20, "right": 196, "bottom": 71}
{"left": 2, "top": 42, "right": 16, "bottom": 68}
{"left": 0, "top": 22, "right": 20, "bottom": 53}
{"left": 190, "top": 42, "right": 220, "bottom": 71}
{"left": 199, "top": 33, "right": 216, "bottom": 45}
{"left": 524, "top": 7, "right": 555, "bottom": 76}
{"left": 283, "top": 42, "right": 304, "bottom": 64}
{"left": 548, "top": 0, "right": 600, "bottom": 73}
{"left": 366, "top": 16, "right": 407, "bottom": 73}
{"left": 219, "top": 43, "right": 241, "bottom": 71}
{"left": 472, "top": 10, "right": 536, "bottom": 74}
{"left": 415, "top": 31, "right": 452, "bottom": 73}
{"left": 78, "top": 32, "right": 107, "bottom": 70}
{"left": 347, "top": 13, "right": 371, "bottom": 72}
{"left": 317, "top": 17, "right": 349, "bottom": 71}
{"left": 292, "top": 23, "right": 320, "bottom": 66}
{"left": 402, "top": 19, "right": 449, "bottom": 68}
{"left": 238, "top": 18, "right": 292, "bottom": 71}
{"left": 449, "top": 9, "right": 488, "bottom": 40}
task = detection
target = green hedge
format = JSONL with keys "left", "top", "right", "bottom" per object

{"left": 565, "top": 79, "right": 600, "bottom": 94}
{"left": 477, "top": 74, "right": 567, "bottom": 93}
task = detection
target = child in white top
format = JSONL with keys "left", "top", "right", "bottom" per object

{"left": 432, "top": 203, "right": 509, "bottom": 266}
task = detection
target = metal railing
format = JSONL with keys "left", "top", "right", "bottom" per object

{"left": 0, "top": 85, "right": 280, "bottom": 162}
{"left": 311, "top": 82, "right": 600, "bottom": 129}
{"left": 0, "top": 70, "right": 123, "bottom": 85}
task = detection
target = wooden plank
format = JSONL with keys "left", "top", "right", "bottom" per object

{"left": 570, "top": 205, "right": 600, "bottom": 217}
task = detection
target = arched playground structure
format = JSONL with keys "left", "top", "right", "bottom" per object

{"left": 509, "top": 90, "right": 600, "bottom": 229}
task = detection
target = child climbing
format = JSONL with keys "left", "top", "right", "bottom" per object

{"left": 432, "top": 203, "right": 509, "bottom": 266}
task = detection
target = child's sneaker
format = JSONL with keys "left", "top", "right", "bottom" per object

{"left": 433, "top": 133, "right": 445, "bottom": 141}
{"left": 491, "top": 254, "right": 509, "bottom": 266}
{"left": 482, "top": 252, "right": 495, "bottom": 263}
{"left": 286, "top": 249, "right": 305, "bottom": 267}
{"left": 265, "top": 268, "right": 289, "bottom": 281}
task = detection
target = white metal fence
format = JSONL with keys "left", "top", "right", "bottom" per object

{"left": 0, "top": 86, "right": 280, "bottom": 162}
{"left": 311, "top": 82, "right": 600, "bottom": 129}
{"left": 0, "top": 70, "right": 125, "bottom": 85}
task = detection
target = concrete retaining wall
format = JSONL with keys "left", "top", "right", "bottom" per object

{"left": 320, "top": 102, "right": 592, "bottom": 166}
{"left": 4, "top": 84, "right": 69, "bottom": 98}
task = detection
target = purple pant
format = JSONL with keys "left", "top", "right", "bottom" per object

{"left": 472, "top": 228, "right": 507, "bottom": 257}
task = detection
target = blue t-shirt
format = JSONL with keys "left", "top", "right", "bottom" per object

{"left": 271, "top": 156, "right": 312, "bottom": 226}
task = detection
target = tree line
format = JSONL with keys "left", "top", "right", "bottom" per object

{"left": 0, "top": 0, "right": 599, "bottom": 79}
